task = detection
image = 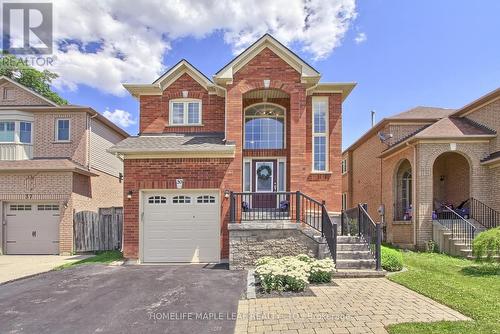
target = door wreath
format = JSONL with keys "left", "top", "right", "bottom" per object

{"left": 256, "top": 165, "right": 272, "bottom": 180}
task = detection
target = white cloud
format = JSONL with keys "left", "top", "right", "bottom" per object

{"left": 354, "top": 32, "right": 367, "bottom": 44}
{"left": 48, "top": 0, "right": 357, "bottom": 95}
{"left": 103, "top": 108, "right": 136, "bottom": 127}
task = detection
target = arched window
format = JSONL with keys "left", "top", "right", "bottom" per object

{"left": 395, "top": 160, "right": 412, "bottom": 221}
{"left": 244, "top": 103, "right": 285, "bottom": 149}
{"left": 401, "top": 170, "right": 412, "bottom": 210}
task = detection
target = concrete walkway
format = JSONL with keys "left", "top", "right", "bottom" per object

{"left": 235, "top": 278, "right": 469, "bottom": 334}
{"left": 0, "top": 255, "right": 90, "bottom": 284}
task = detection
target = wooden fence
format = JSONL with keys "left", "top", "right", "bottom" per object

{"left": 73, "top": 207, "right": 123, "bottom": 252}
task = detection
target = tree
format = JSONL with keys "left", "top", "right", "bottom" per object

{"left": 0, "top": 54, "right": 68, "bottom": 105}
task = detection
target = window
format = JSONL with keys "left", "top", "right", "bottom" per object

{"left": 3, "top": 88, "right": 14, "bottom": 100}
{"left": 342, "top": 193, "right": 347, "bottom": 211}
{"left": 278, "top": 161, "right": 285, "bottom": 191}
{"left": 243, "top": 161, "right": 251, "bottom": 192}
{"left": 341, "top": 159, "right": 347, "bottom": 174}
{"left": 173, "top": 195, "right": 191, "bottom": 204}
{"left": 244, "top": 103, "right": 285, "bottom": 149}
{"left": 169, "top": 99, "right": 202, "bottom": 125}
{"left": 20, "top": 122, "right": 32, "bottom": 143}
{"left": 312, "top": 97, "right": 328, "bottom": 172}
{"left": 197, "top": 195, "right": 216, "bottom": 203}
{"left": 0, "top": 121, "right": 15, "bottom": 142}
{"left": 10, "top": 204, "right": 32, "bottom": 211}
{"left": 148, "top": 196, "right": 167, "bottom": 204}
{"left": 38, "top": 204, "right": 59, "bottom": 211}
{"left": 56, "top": 119, "right": 70, "bottom": 141}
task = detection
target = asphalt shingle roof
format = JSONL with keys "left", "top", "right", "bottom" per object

{"left": 389, "top": 106, "right": 455, "bottom": 120}
{"left": 108, "top": 133, "right": 235, "bottom": 154}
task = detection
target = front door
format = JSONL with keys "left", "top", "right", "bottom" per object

{"left": 252, "top": 160, "right": 277, "bottom": 208}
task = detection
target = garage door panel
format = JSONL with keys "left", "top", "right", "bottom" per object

{"left": 5, "top": 203, "right": 60, "bottom": 254}
{"left": 142, "top": 191, "right": 219, "bottom": 263}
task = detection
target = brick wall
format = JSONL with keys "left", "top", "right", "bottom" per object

{"left": 122, "top": 158, "right": 232, "bottom": 259}
{"left": 33, "top": 111, "right": 88, "bottom": 166}
{"left": 140, "top": 73, "right": 225, "bottom": 134}
{"left": 0, "top": 81, "right": 51, "bottom": 106}
{"left": 465, "top": 98, "right": 500, "bottom": 152}
{"left": 71, "top": 169, "right": 123, "bottom": 213}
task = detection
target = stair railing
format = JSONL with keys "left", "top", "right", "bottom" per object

{"left": 435, "top": 206, "right": 476, "bottom": 248}
{"left": 465, "top": 197, "right": 500, "bottom": 230}
{"left": 342, "top": 204, "right": 382, "bottom": 270}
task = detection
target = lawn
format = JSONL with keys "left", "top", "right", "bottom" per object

{"left": 55, "top": 250, "right": 123, "bottom": 270}
{"left": 387, "top": 251, "right": 500, "bottom": 334}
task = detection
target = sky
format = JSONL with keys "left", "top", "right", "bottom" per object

{"left": 40, "top": 0, "right": 500, "bottom": 149}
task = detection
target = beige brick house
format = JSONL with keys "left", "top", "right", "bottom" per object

{"left": 0, "top": 76, "right": 128, "bottom": 255}
{"left": 342, "top": 88, "right": 499, "bottom": 249}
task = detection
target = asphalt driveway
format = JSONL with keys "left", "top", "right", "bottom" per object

{"left": 0, "top": 264, "right": 247, "bottom": 334}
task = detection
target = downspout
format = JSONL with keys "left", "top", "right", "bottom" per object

{"left": 215, "top": 84, "right": 228, "bottom": 141}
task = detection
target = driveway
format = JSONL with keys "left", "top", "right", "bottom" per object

{"left": 0, "top": 264, "right": 247, "bottom": 334}
{"left": 0, "top": 255, "right": 90, "bottom": 284}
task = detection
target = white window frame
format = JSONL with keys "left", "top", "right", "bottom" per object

{"left": 55, "top": 118, "right": 71, "bottom": 142}
{"left": 0, "top": 120, "right": 33, "bottom": 144}
{"left": 168, "top": 98, "right": 202, "bottom": 126}
{"left": 312, "top": 96, "right": 329, "bottom": 172}
{"left": 242, "top": 157, "right": 287, "bottom": 193}
{"left": 341, "top": 159, "right": 348, "bottom": 174}
{"left": 342, "top": 193, "right": 347, "bottom": 211}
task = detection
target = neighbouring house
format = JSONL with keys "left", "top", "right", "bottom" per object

{"left": 110, "top": 34, "right": 355, "bottom": 265}
{"left": 0, "top": 76, "right": 128, "bottom": 255}
{"left": 342, "top": 88, "right": 500, "bottom": 253}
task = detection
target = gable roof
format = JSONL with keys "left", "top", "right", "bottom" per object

{"left": 343, "top": 106, "right": 452, "bottom": 154}
{"left": 123, "top": 59, "right": 222, "bottom": 98}
{"left": 0, "top": 76, "right": 59, "bottom": 107}
{"left": 451, "top": 87, "right": 500, "bottom": 117}
{"left": 389, "top": 106, "right": 455, "bottom": 120}
{"left": 213, "top": 34, "right": 321, "bottom": 85}
{"left": 414, "top": 117, "right": 496, "bottom": 139}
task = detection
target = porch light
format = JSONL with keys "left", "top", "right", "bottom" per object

{"left": 127, "top": 190, "right": 133, "bottom": 200}
{"left": 224, "top": 190, "right": 231, "bottom": 199}
{"left": 263, "top": 79, "right": 270, "bottom": 88}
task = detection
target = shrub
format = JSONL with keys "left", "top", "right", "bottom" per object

{"left": 472, "top": 227, "right": 500, "bottom": 262}
{"left": 381, "top": 246, "right": 403, "bottom": 271}
{"left": 254, "top": 255, "right": 334, "bottom": 293}
{"left": 309, "top": 258, "right": 335, "bottom": 283}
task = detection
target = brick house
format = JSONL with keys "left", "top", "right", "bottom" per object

{"left": 110, "top": 34, "right": 355, "bottom": 263}
{"left": 342, "top": 88, "right": 499, "bottom": 250}
{"left": 0, "top": 76, "right": 128, "bottom": 255}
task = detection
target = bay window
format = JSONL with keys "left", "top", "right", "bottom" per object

{"left": 0, "top": 121, "right": 32, "bottom": 143}
{"left": 312, "top": 97, "right": 328, "bottom": 172}
{"left": 0, "top": 121, "right": 15, "bottom": 142}
{"left": 169, "top": 99, "right": 202, "bottom": 125}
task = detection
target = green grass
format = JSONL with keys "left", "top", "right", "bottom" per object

{"left": 387, "top": 251, "right": 500, "bottom": 334}
{"left": 55, "top": 250, "right": 123, "bottom": 270}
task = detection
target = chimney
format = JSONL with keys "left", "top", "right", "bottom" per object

{"left": 371, "top": 110, "right": 376, "bottom": 127}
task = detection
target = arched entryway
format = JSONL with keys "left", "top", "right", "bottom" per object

{"left": 394, "top": 159, "right": 412, "bottom": 221}
{"left": 433, "top": 152, "right": 470, "bottom": 212}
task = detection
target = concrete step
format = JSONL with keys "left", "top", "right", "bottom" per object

{"left": 337, "top": 243, "right": 368, "bottom": 251}
{"left": 336, "top": 259, "right": 375, "bottom": 269}
{"left": 334, "top": 269, "right": 386, "bottom": 278}
{"left": 336, "top": 250, "right": 373, "bottom": 260}
{"left": 337, "top": 236, "right": 362, "bottom": 243}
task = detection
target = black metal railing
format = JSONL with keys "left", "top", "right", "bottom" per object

{"left": 436, "top": 206, "right": 476, "bottom": 248}
{"left": 393, "top": 200, "right": 413, "bottom": 221}
{"left": 465, "top": 197, "right": 500, "bottom": 230}
{"left": 229, "top": 191, "right": 337, "bottom": 261}
{"left": 342, "top": 203, "right": 382, "bottom": 270}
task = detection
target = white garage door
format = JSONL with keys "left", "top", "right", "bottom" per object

{"left": 6, "top": 203, "right": 60, "bottom": 254}
{"left": 142, "top": 190, "right": 220, "bottom": 263}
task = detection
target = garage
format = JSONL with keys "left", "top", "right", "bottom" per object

{"left": 142, "top": 190, "right": 220, "bottom": 263}
{"left": 5, "top": 203, "right": 60, "bottom": 254}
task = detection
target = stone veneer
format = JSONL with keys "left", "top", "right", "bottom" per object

{"left": 228, "top": 221, "right": 327, "bottom": 270}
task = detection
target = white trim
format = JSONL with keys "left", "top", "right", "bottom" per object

{"left": 243, "top": 157, "right": 287, "bottom": 193}
{"left": 341, "top": 192, "right": 347, "bottom": 211}
{"left": 55, "top": 118, "right": 71, "bottom": 142}
{"left": 312, "top": 96, "right": 329, "bottom": 172}
{"left": 168, "top": 98, "right": 202, "bottom": 126}
{"left": 341, "top": 158, "right": 348, "bottom": 174}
